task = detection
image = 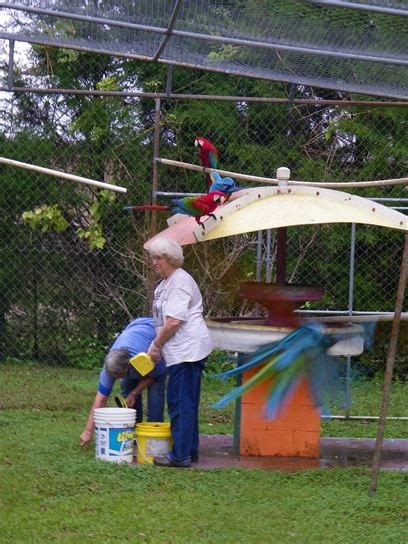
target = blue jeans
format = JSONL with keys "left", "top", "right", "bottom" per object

{"left": 167, "top": 359, "right": 206, "bottom": 464}
{"left": 120, "top": 374, "right": 166, "bottom": 423}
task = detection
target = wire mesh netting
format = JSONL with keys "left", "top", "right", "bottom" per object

{"left": 0, "top": 44, "right": 406, "bottom": 417}
{"left": 1, "top": 0, "right": 408, "bottom": 98}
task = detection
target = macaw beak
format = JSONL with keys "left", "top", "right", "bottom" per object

{"left": 195, "top": 139, "right": 202, "bottom": 148}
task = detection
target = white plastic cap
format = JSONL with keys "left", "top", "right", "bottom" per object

{"left": 276, "top": 167, "right": 290, "bottom": 180}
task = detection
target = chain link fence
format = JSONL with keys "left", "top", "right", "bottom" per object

{"left": 0, "top": 47, "right": 406, "bottom": 417}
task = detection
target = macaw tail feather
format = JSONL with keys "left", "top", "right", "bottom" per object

{"left": 211, "top": 325, "right": 319, "bottom": 381}
{"left": 125, "top": 205, "right": 169, "bottom": 211}
{"left": 211, "top": 322, "right": 348, "bottom": 420}
{"left": 212, "top": 354, "right": 280, "bottom": 409}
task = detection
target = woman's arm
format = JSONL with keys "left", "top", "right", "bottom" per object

{"left": 126, "top": 376, "right": 154, "bottom": 408}
{"left": 80, "top": 391, "right": 109, "bottom": 447}
{"left": 148, "top": 316, "right": 183, "bottom": 361}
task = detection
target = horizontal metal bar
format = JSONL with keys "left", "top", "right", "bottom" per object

{"left": 307, "top": 0, "right": 408, "bottom": 18}
{"left": 156, "top": 191, "right": 202, "bottom": 197}
{"left": 297, "top": 309, "right": 408, "bottom": 315}
{"left": 0, "top": 2, "right": 167, "bottom": 34}
{"left": 157, "top": 193, "right": 408, "bottom": 207}
{"left": 321, "top": 415, "right": 408, "bottom": 420}
{"left": 1, "top": 3, "right": 408, "bottom": 66}
{"left": 297, "top": 310, "right": 408, "bottom": 321}
{"left": 371, "top": 198, "right": 408, "bottom": 202}
{"left": 1, "top": 83, "right": 408, "bottom": 107}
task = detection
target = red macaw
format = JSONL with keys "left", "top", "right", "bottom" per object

{"left": 194, "top": 137, "right": 219, "bottom": 190}
{"left": 125, "top": 190, "right": 227, "bottom": 227}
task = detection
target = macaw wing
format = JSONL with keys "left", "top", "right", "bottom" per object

{"left": 208, "top": 150, "right": 218, "bottom": 169}
{"left": 171, "top": 197, "right": 200, "bottom": 217}
{"left": 191, "top": 194, "right": 215, "bottom": 215}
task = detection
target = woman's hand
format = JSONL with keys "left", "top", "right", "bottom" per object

{"left": 126, "top": 389, "right": 139, "bottom": 408}
{"left": 147, "top": 341, "right": 162, "bottom": 362}
{"left": 80, "top": 429, "right": 92, "bottom": 447}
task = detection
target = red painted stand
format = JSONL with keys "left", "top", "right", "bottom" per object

{"left": 239, "top": 367, "right": 321, "bottom": 458}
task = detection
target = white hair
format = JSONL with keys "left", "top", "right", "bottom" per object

{"left": 105, "top": 348, "right": 130, "bottom": 378}
{"left": 148, "top": 237, "right": 184, "bottom": 267}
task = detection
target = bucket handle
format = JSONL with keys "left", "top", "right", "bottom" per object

{"left": 134, "top": 436, "right": 156, "bottom": 465}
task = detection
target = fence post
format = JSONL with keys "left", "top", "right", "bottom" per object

{"left": 369, "top": 232, "right": 408, "bottom": 495}
{"left": 345, "top": 223, "right": 356, "bottom": 417}
{"left": 147, "top": 97, "right": 162, "bottom": 308}
{"left": 7, "top": 40, "right": 14, "bottom": 90}
{"left": 265, "top": 229, "right": 272, "bottom": 282}
{"left": 276, "top": 167, "right": 290, "bottom": 285}
{"left": 150, "top": 97, "right": 161, "bottom": 237}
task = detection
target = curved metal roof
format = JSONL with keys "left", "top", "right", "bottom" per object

{"left": 144, "top": 185, "right": 408, "bottom": 248}
{"left": 1, "top": 0, "right": 408, "bottom": 99}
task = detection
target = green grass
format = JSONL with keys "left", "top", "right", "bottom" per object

{"left": 0, "top": 363, "right": 407, "bottom": 543}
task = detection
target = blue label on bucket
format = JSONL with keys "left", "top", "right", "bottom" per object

{"left": 109, "top": 427, "right": 134, "bottom": 455}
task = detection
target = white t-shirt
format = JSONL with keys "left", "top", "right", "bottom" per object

{"left": 152, "top": 268, "right": 213, "bottom": 366}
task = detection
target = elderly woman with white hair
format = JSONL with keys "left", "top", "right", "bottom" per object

{"left": 147, "top": 237, "right": 213, "bottom": 468}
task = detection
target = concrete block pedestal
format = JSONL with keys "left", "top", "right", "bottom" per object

{"left": 239, "top": 367, "right": 320, "bottom": 458}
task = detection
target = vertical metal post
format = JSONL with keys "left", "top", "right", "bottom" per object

{"left": 345, "top": 223, "right": 356, "bottom": 418}
{"left": 150, "top": 97, "right": 161, "bottom": 238}
{"left": 369, "top": 232, "right": 408, "bottom": 496}
{"left": 165, "top": 64, "right": 174, "bottom": 97}
{"left": 265, "top": 229, "right": 272, "bottom": 282}
{"left": 255, "top": 230, "right": 263, "bottom": 281}
{"left": 276, "top": 167, "right": 290, "bottom": 286}
{"left": 255, "top": 230, "right": 263, "bottom": 317}
{"left": 8, "top": 40, "right": 15, "bottom": 90}
{"left": 147, "top": 98, "right": 161, "bottom": 309}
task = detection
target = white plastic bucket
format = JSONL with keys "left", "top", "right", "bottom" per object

{"left": 94, "top": 407, "right": 136, "bottom": 463}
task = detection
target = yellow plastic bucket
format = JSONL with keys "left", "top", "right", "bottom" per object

{"left": 135, "top": 422, "right": 173, "bottom": 465}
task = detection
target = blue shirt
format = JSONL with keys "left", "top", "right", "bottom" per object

{"left": 98, "top": 317, "right": 166, "bottom": 396}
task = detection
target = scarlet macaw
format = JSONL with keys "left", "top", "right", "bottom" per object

{"left": 194, "top": 137, "right": 219, "bottom": 190}
{"left": 125, "top": 190, "right": 227, "bottom": 227}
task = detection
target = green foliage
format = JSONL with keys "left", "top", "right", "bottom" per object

{"left": 204, "top": 349, "right": 236, "bottom": 375}
{"left": 63, "top": 336, "right": 108, "bottom": 370}
{"left": 21, "top": 204, "right": 69, "bottom": 234}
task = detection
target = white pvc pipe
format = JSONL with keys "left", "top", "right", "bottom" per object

{"left": 0, "top": 157, "right": 127, "bottom": 193}
{"left": 156, "top": 158, "right": 408, "bottom": 188}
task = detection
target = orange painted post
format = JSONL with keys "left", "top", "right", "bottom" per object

{"left": 239, "top": 367, "right": 320, "bottom": 457}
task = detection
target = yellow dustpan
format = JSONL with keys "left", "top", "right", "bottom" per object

{"left": 129, "top": 352, "right": 155, "bottom": 376}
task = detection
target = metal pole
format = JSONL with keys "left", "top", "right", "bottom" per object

{"left": 150, "top": 98, "right": 161, "bottom": 238}
{"left": 255, "top": 231, "right": 263, "bottom": 318}
{"left": 165, "top": 65, "right": 174, "bottom": 97}
{"left": 255, "top": 231, "right": 263, "bottom": 282}
{"left": 368, "top": 233, "right": 408, "bottom": 495}
{"left": 265, "top": 230, "right": 272, "bottom": 283}
{"left": 345, "top": 223, "right": 356, "bottom": 418}
{"left": 7, "top": 39, "right": 14, "bottom": 90}
{"left": 147, "top": 98, "right": 162, "bottom": 309}
{"left": 276, "top": 167, "right": 290, "bottom": 285}
{"left": 3, "top": 85, "right": 408, "bottom": 108}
